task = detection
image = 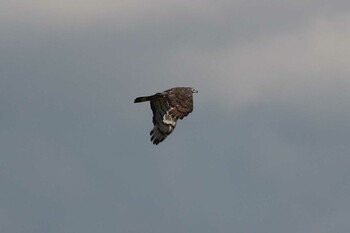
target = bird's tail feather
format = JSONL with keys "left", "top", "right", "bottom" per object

{"left": 134, "top": 94, "right": 159, "bottom": 103}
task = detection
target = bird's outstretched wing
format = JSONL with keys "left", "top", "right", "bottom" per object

{"left": 149, "top": 97, "right": 177, "bottom": 145}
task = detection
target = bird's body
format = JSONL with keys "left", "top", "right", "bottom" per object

{"left": 134, "top": 87, "right": 198, "bottom": 145}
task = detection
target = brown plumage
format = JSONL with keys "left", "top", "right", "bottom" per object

{"left": 134, "top": 87, "right": 198, "bottom": 145}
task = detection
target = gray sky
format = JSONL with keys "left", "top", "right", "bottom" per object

{"left": 1, "top": 1, "right": 350, "bottom": 232}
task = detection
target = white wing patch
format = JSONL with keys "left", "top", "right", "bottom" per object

{"left": 163, "top": 110, "right": 176, "bottom": 126}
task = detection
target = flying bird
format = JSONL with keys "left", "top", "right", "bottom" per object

{"left": 134, "top": 87, "right": 198, "bottom": 145}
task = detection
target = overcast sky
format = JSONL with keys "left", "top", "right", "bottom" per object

{"left": 1, "top": 1, "right": 350, "bottom": 233}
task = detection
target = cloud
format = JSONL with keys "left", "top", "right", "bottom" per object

{"left": 1, "top": 1, "right": 350, "bottom": 232}
{"left": 0, "top": 0, "right": 223, "bottom": 29}
{"left": 2, "top": 0, "right": 348, "bottom": 32}
{"left": 167, "top": 13, "right": 350, "bottom": 111}
{"left": 1, "top": 132, "right": 91, "bottom": 200}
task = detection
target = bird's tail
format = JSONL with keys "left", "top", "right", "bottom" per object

{"left": 134, "top": 94, "right": 159, "bottom": 103}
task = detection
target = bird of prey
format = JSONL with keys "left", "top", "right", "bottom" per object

{"left": 134, "top": 87, "right": 198, "bottom": 145}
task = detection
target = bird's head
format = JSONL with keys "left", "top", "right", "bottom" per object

{"left": 191, "top": 88, "right": 198, "bottom": 93}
